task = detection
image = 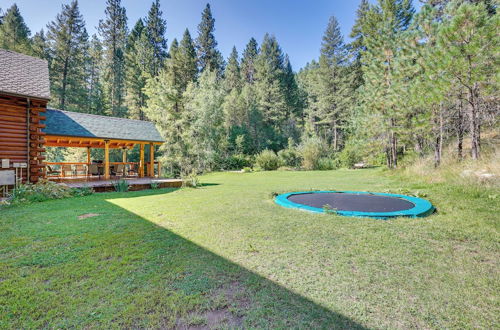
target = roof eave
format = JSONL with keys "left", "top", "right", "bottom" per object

{"left": 0, "top": 90, "right": 51, "bottom": 102}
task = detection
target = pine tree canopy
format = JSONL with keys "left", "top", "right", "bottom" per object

{"left": 0, "top": 4, "right": 32, "bottom": 54}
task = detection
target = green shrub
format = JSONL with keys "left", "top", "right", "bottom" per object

{"left": 255, "top": 149, "right": 281, "bottom": 171}
{"left": 113, "top": 179, "right": 129, "bottom": 192}
{"left": 150, "top": 181, "right": 160, "bottom": 189}
{"left": 298, "top": 137, "right": 327, "bottom": 170}
{"left": 8, "top": 179, "right": 93, "bottom": 205}
{"left": 338, "top": 144, "right": 362, "bottom": 168}
{"left": 71, "top": 186, "right": 95, "bottom": 197}
{"left": 242, "top": 167, "right": 252, "bottom": 173}
{"left": 278, "top": 148, "right": 302, "bottom": 168}
{"left": 182, "top": 171, "right": 200, "bottom": 188}
{"left": 221, "top": 154, "right": 253, "bottom": 170}
{"left": 317, "top": 157, "right": 339, "bottom": 170}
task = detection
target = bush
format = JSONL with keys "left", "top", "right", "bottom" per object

{"left": 278, "top": 148, "right": 302, "bottom": 168}
{"left": 113, "top": 179, "right": 129, "bottom": 192}
{"left": 298, "top": 137, "right": 327, "bottom": 170}
{"left": 71, "top": 186, "right": 95, "bottom": 197}
{"left": 221, "top": 154, "right": 253, "bottom": 170}
{"left": 317, "top": 157, "right": 339, "bottom": 170}
{"left": 338, "top": 144, "right": 362, "bottom": 168}
{"left": 255, "top": 149, "right": 281, "bottom": 171}
{"left": 242, "top": 167, "right": 252, "bottom": 173}
{"left": 8, "top": 179, "right": 93, "bottom": 205}
{"left": 181, "top": 170, "right": 200, "bottom": 188}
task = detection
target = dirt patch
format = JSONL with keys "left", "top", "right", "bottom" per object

{"left": 175, "top": 280, "right": 250, "bottom": 329}
{"left": 77, "top": 213, "right": 101, "bottom": 220}
{"left": 176, "top": 308, "right": 243, "bottom": 330}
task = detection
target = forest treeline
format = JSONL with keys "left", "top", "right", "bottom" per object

{"left": 0, "top": 0, "right": 498, "bottom": 174}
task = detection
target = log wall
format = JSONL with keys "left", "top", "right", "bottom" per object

{"left": 0, "top": 94, "right": 47, "bottom": 185}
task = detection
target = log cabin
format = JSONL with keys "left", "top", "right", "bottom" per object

{"left": 0, "top": 48, "right": 164, "bottom": 192}
{"left": 0, "top": 49, "right": 49, "bottom": 187}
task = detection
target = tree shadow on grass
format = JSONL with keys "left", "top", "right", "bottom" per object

{"left": 1, "top": 189, "right": 368, "bottom": 329}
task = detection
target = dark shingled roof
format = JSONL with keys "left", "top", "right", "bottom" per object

{"left": 43, "top": 109, "right": 164, "bottom": 143}
{"left": 0, "top": 49, "right": 50, "bottom": 100}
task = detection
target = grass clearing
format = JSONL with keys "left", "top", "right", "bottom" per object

{"left": 1, "top": 168, "right": 499, "bottom": 328}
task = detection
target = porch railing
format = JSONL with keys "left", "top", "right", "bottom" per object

{"left": 44, "top": 161, "right": 161, "bottom": 178}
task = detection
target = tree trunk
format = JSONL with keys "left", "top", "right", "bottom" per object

{"left": 333, "top": 121, "right": 338, "bottom": 151}
{"left": 391, "top": 131, "right": 397, "bottom": 168}
{"left": 456, "top": 97, "right": 464, "bottom": 160}
{"left": 468, "top": 83, "right": 480, "bottom": 160}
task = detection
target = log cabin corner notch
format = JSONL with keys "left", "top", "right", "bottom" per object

{"left": 0, "top": 49, "right": 50, "bottom": 185}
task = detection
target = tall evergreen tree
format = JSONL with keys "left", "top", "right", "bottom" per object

{"left": 430, "top": 1, "right": 498, "bottom": 159}
{"left": 224, "top": 46, "right": 241, "bottom": 92}
{"left": 31, "top": 29, "right": 50, "bottom": 62}
{"left": 143, "top": 30, "right": 198, "bottom": 174}
{"left": 0, "top": 4, "right": 32, "bottom": 54}
{"left": 254, "top": 33, "right": 288, "bottom": 149}
{"left": 176, "top": 29, "right": 198, "bottom": 90}
{"left": 145, "top": 0, "right": 167, "bottom": 76}
{"left": 241, "top": 37, "right": 259, "bottom": 83}
{"left": 195, "top": 3, "right": 223, "bottom": 74}
{"left": 125, "top": 19, "right": 149, "bottom": 119}
{"left": 46, "top": 0, "right": 89, "bottom": 111}
{"left": 349, "top": 0, "right": 371, "bottom": 88}
{"left": 87, "top": 34, "right": 105, "bottom": 115}
{"left": 304, "top": 15, "right": 353, "bottom": 150}
{"left": 99, "top": 0, "right": 128, "bottom": 117}
{"left": 360, "top": 0, "right": 415, "bottom": 168}
{"left": 282, "top": 54, "right": 302, "bottom": 139}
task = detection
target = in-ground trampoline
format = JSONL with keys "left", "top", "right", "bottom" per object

{"left": 275, "top": 191, "right": 434, "bottom": 219}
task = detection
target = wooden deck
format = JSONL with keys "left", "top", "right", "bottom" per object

{"left": 56, "top": 177, "right": 183, "bottom": 192}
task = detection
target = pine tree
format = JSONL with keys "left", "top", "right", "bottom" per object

{"left": 241, "top": 37, "right": 259, "bottom": 83}
{"left": 176, "top": 29, "right": 198, "bottom": 91}
{"left": 254, "top": 33, "right": 288, "bottom": 149}
{"left": 145, "top": 0, "right": 167, "bottom": 76}
{"left": 31, "top": 29, "right": 50, "bottom": 62}
{"left": 431, "top": 1, "right": 498, "bottom": 159}
{"left": 224, "top": 46, "right": 241, "bottom": 92}
{"left": 143, "top": 30, "right": 198, "bottom": 174}
{"left": 195, "top": 3, "right": 223, "bottom": 74}
{"left": 125, "top": 19, "right": 149, "bottom": 119}
{"left": 307, "top": 15, "right": 353, "bottom": 150}
{"left": 46, "top": 0, "right": 89, "bottom": 111}
{"left": 87, "top": 34, "right": 105, "bottom": 115}
{"left": 99, "top": 0, "right": 128, "bottom": 117}
{"left": 0, "top": 4, "right": 32, "bottom": 54}
{"left": 349, "top": 0, "right": 371, "bottom": 88}
{"left": 360, "top": 0, "right": 415, "bottom": 168}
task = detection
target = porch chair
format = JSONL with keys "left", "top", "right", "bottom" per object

{"left": 74, "top": 164, "right": 87, "bottom": 177}
{"left": 88, "top": 164, "right": 101, "bottom": 179}
{"left": 112, "top": 164, "right": 126, "bottom": 177}
{"left": 128, "top": 163, "right": 139, "bottom": 176}
{"left": 61, "top": 164, "right": 73, "bottom": 177}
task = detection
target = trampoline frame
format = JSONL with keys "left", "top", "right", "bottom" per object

{"left": 275, "top": 190, "right": 434, "bottom": 219}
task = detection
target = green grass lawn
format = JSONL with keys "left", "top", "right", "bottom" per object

{"left": 1, "top": 169, "right": 499, "bottom": 328}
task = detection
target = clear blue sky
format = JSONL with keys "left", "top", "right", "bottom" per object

{"left": 7, "top": 0, "right": 421, "bottom": 70}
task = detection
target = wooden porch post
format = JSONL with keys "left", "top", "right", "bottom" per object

{"left": 139, "top": 144, "right": 145, "bottom": 178}
{"left": 104, "top": 140, "right": 110, "bottom": 180}
{"left": 122, "top": 148, "right": 127, "bottom": 163}
{"left": 149, "top": 143, "right": 154, "bottom": 177}
{"left": 87, "top": 146, "right": 91, "bottom": 177}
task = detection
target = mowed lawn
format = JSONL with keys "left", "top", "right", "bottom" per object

{"left": 1, "top": 169, "right": 498, "bottom": 329}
